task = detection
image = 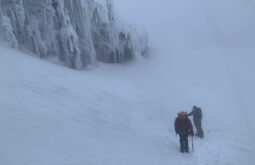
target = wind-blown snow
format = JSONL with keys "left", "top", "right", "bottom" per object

{"left": 1, "top": 0, "right": 255, "bottom": 164}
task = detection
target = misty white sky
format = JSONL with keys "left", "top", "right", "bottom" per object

{"left": 115, "top": 0, "right": 255, "bottom": 48}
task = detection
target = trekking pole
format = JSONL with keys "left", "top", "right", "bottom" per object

{"left": 192, "top": 136, "right": 194, "bottom": 152}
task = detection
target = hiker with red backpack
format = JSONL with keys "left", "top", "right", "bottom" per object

{"left": 175, "top": 111, "right": 194, "bottom": 153}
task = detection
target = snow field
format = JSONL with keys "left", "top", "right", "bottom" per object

{"left": 1, "top": 0, "right": 255, "bottom": 164}
{"left": 1, "top": 42, "right": 255, "bottom": 165}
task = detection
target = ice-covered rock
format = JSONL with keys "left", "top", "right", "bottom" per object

{"left": 0, "top": 15, "right": 18, "bottom": 48}
{"left": 0, "top": 0, "right": 148, "bottom": 69}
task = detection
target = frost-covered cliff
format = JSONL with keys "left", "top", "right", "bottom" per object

{"left": 0, "top": 0, "right": 148, "bottom": 69}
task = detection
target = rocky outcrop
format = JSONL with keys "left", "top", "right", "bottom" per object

{"left": 0, "top": 0, "right": 148, "bottom": 69}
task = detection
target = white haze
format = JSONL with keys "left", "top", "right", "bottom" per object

{"left": 1, "top": 0, "right": 255, "bottom": 165}
{"left": 117, "top": 0, "right": 255, "bottom": 132}
{"left": 115, "top": 0, "right": 255, "bottom": 47}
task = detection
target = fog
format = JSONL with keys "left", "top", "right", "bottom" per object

{"left": 113, "top": 0, "right": 255, "bottom": 133}
{"left": 1, "top": 1, "right": 255, "bottom": 164}
{"left": 115, "top": 0, "right": 255, "bottom": 49}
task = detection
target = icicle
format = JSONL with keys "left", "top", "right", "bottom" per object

{"left": 0, "top": 0, "right": 149, "bottom": 69}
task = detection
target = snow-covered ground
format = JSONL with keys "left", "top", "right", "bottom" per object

{"left": 1, "top": 0, "right": 255, "bottom": 164}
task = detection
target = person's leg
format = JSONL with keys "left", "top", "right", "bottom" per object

{"left": 179, "top": 134, "right": 185, "bottom": 152}
{"left": 197, "top": 124, "right": 204, "bottom": 138}
{"left": 196, "top": 120, "right": 204, "bottom": 138}
{"left": 194, "top": 119, "right": 201, "bottom": 135}
{"left": 183, "top": 134, "right": 189, "bottom": 152}
{"left": 193, "top": 118, "right": 199, "bottom": 134}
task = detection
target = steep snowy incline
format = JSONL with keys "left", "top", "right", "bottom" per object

{"left": 1, "top": 42, "right": 255, "bottom": 165}
{"left": 0, "top": 43, "right": 160, "bottom": 164}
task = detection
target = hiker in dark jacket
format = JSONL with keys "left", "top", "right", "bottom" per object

{"left": 188, "top": 106, "right": 204, "bottom": 138}
{"left": 175, "top": 112, "right": 194, "bottom": 152}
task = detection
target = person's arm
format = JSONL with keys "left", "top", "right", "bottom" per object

{"left": 188, "top": 110, "right": 193, "bottom": 116}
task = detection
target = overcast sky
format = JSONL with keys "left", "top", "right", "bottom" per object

{"left": 114, "top": 0, "right": 255, "bottom": 48}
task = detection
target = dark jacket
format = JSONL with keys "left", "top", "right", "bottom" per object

{"left": 175, "top": 117, "right": 194, "bottom": 135}
{"left": 188, "top": 107, "right": 202, "bottom": 121}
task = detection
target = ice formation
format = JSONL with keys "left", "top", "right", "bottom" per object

{"left": 0, "top": 0, "right": 148, "bottom": 69}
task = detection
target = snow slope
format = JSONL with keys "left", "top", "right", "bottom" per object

{"left": 1, "top": 0, "right": 255, "bottom": 164}
{"left": 1, "top": 43, "right": 255, "bottom": 165}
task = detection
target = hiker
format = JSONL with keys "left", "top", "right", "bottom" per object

{"left": 188, "top": 106, "right": 204, "bottom": 138}
{"left": 175, "top": 112, "right": 194, "bottom": 153}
